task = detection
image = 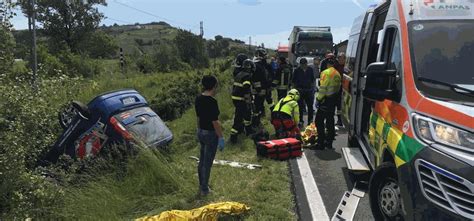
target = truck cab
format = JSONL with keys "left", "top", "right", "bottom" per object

{"left": 288, "top": 26, "right": 333, "bottom": 67}
{"left": 342, "top": 0, "right": 474, "bottom": 220}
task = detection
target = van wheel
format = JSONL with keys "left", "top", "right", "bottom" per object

{"left": 369, "top": 162, "right": 404, "bottom": 221}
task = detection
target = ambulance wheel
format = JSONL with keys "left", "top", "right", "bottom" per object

{"left": 369, "top": 162, "right": 404, "bottom": 221}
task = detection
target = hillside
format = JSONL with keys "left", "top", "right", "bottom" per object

{"left": 12, "top": 21, "right": 255, "bottom": 61}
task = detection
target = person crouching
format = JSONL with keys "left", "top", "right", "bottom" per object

{"left": 271, "top": 89, "right": 301, "bottom": 139}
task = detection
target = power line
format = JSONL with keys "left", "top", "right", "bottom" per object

{"left": 111, "top": 0, "right": 199, "bottom": 30}
{"left": 105, "top": 16, "right": 131, "bottom": 24}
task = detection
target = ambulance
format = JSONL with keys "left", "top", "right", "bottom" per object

{"left": 341, "top": 0, "right": 473, "bottom": 220}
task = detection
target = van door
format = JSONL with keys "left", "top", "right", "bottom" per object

{"left": 368, "top": 26, "right": 404, "bottom": 165}
{"left": 354, "top": 4, "right": 389, "bottom": 167}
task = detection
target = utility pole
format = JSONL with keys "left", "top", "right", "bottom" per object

{"left": 199, "top": 21, "right": 203, "bottom": 38}
{"left": 248, "top": 36, "right": 251, "bottom": 53}
{"left": 29, "top": 0, "right": 38, "bottom": 89}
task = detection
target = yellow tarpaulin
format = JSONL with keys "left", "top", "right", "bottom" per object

{"left": 301, "top": 123, "right": 318, "bottom": 145}
{"left": 136, "top": 202, "right": 250, "bottom": 221}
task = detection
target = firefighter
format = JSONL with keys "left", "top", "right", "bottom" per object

{"left": 252, "top": 48, "right": 271, "bottom": 125}
{"left": 230, "top": 59, "right": 254, "bottom": 143}
{"left": 233, "top": 53, "right": 248, "bottom": 77}
{"left": 273, "top": 56, "right": 292, "bottom": 100}
{"left": 315, "top": 57, "right": 341, "bottom": 149}
{"left": 271, "top": 89, "right": 301, "bottom": 139}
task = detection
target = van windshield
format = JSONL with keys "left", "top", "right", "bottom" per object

{"left": 409, "top": 20, "right": 474, "bottom": 103}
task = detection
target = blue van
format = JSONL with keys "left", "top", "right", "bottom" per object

{"left": 44, "top": 89, "right": 173, "bottom": 163}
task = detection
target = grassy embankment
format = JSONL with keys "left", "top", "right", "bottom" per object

{"left": 56, "top": 60, "right": 296, "bottom": 220}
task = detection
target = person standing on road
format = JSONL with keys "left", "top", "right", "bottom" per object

{"left": 292, "top": 57, "right": 316, "bottom": 128}
{"left": 230, "top": 59, "right": 254, "bottom": 143}
{"left": 315, "top": 58, "right": 341, "bottom": 149}
{"left": 195, "top": 75, "right": 225, "bottom": 196}
{"left": 273, "top": 57, "right": 292, "bottom": 100}
{"left": 319, "top": 51, "right": 335, "bottom": 73}
{"left": 334, "top": 52, "right": 347, "bottom": 127}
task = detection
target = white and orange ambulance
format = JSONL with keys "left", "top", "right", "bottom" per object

{"left": 342, "top": 0, "right": 473, "bottom": 220}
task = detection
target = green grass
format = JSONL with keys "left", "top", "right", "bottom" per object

{"left": 58, "top": 69, "right": 296, "bottom": 220}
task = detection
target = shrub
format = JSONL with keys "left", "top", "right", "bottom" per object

{"left": 174, "top": 29, "right": 209, "bottom": 68}
{"left": 0, "top": 74, "right": 83, "bottom": 218}
{"left": 149, "top": 72, "right": 201, "bottom": 120}
{"left": 58, "top": 50, "right": 103, "bottom": 78}
{"left": 135, "top": 53, "right": 155, "bottom": 74}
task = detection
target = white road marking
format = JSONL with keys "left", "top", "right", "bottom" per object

{"left": 297, "top": 152, "right": 330, "bottom": 221}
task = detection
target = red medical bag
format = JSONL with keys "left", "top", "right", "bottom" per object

{"left": 256, "top": 138, "right": 302, "bottom": 160}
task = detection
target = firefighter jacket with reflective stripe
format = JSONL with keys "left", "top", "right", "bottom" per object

{"left": 273, "top": 63, "right": 292, "bottom": 90}
{"left": 232, "top": 71, "right": 252, "bottom": 102}
{"left": 233, "top": 67, "right": 243, "bottom": 78}
{"left": 317, "top": 67, "right": 341, "bottom": 101}
{"left": 252, "top": 60, "right": 271, "bottom": 96}
{"left": 272, "top": 96, "right": 300, "bottom": 124}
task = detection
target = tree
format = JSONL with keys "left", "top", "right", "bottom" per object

{"left": 76, "top": 31, "right": 118, "bottom": 58}
{"left": 214, "top": 35, "right": 223, "bottom": 41}
{"left": 174, "top": 29, "right": 209, "bottom": 68}
{"left": 23, "top": 0, "right": 106, "bottom": 52}
{"left": 0, "top": 2, "right": 16, "bottom": 81}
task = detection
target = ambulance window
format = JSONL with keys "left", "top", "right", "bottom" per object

{"left": 381, "top": 27, "right": 403, "bottom": 102}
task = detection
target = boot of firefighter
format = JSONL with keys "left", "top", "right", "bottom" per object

{"left": 245, "top": 126, "right": 255, "bottom": 136}
{"left": 230, "top": 134, "right": 238, "bottom": 144}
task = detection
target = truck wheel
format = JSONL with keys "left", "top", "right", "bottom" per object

{"left": 369, "top": 162, "right": 404, "bottom": 221}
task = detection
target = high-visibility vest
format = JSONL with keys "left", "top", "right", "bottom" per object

{"left": 272, "top": 96, "right": 300, "bottom": 124}
{"left": 232, "top": 71, "right": 252, "bottom": 102}
{"left": 317, "top": 67, "right": 341, "bottom": 101}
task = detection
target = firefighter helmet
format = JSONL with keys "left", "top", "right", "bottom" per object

{"left": 235, "top": 53, "right": 248, "bottom": 67}
{"left": 255, "top": 48, "right": 267, "bottom": 58}
{"left": 242, "top": 59, "right": 254, "bottom": 70}
{"left": 288, "top": 89, "right": 300, "bottom": 101}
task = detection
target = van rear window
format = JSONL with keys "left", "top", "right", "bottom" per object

{"left": 114, "top": 107, "right": 172, "bottom": 146}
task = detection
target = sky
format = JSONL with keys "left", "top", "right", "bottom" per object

{"left": 11, "top": 0, "right": 381, "bottom": 49}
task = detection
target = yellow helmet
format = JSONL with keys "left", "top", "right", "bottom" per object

{"left": 288, "top": 89, "right": 300, "bottom": 101}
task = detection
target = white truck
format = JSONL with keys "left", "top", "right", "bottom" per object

{"left": 288, "top": 26, "right": 333, "bottom": 67}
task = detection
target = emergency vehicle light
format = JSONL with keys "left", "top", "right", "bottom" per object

{"left": 414, "top": 114, "right": 474, "bottom": 150}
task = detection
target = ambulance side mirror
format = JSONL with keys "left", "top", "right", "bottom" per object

{"left": 363, "top": 62, "right": 396, "bottom": 101}
{"left": 291, "top": 43, "right": 296, "bottom": 54}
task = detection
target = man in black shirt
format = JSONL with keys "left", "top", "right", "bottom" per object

{"left": 292, "top": 58, "right": 316, "bottom": 127}
{"left": 194, "top": 75, "right": 224, "bottom": 196}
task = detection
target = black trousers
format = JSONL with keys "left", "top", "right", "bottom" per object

{"left": 254, "top": 94, "right": 265, "bottom": 116}
{"left": 277, "top": 89, "right": 287, "bottom": 100}
{"left": 232, "top": 100, "right": 251, "bottom": 135}
{"left": 315, "top": 106, "right": 335, "bottom": 146}
{"left": 297, "top": 89, "right": 314, "bottom": 124}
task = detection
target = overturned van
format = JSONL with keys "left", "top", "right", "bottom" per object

{"left": 43, "top": 89, "right": 173, "bottom": 164}
{"left": 342, "top": 0, "right": 473, "bottom": 220}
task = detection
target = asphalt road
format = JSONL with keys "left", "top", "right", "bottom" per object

{"left": 290, "top": 123, "right": 375, "bottom": 221}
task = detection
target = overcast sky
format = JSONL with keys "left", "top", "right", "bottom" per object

{"left": 11, "top": 0, "right": 381, "bottom": 49}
